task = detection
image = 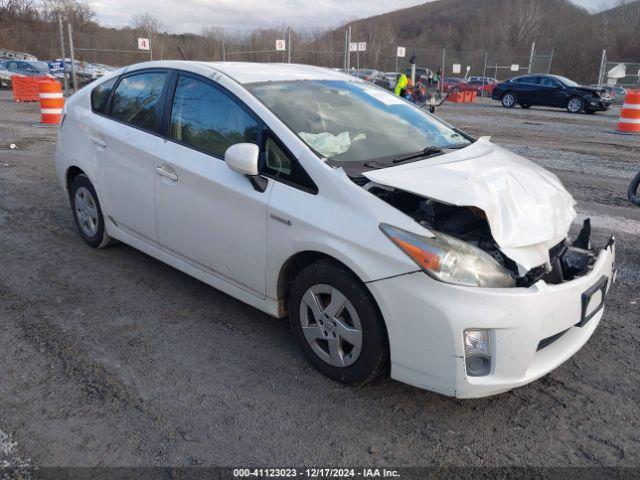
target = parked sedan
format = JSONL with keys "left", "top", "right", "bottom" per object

{"left": 493, "top": 74, "right": 612, "bottom": 113}
{"left": 405, "top": 67, "right": 432, "bottom": 83}
{"left": 355, "top": 69, "right": 389, "bottom": 88}
{"left": 466, "top": 78, "right": 497, "bottom": 96}
{"left": 55, "top": 61, "right": 615, "bottom": 398}
{"left": 0, "top": 65, "right": 17, "bottom": 88}
{"left": 0, "top": 60, "right": 55, "bottom": 79}
{"left": 441, "top": 77, "right": 468, "bottom": 93}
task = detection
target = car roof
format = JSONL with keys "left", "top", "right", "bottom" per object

{"left": 124, "top": 61, "right": 356, "bottom": 85}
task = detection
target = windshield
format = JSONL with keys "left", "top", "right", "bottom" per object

{"left": 246, "top": 80, "right": 471, "bottom": 163}
{"left": 553, "top": 75, "right": 579, "bottom": 87}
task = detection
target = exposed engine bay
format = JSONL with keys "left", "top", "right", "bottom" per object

{"left": 366, "top": 184, "right": 597, "bottom": 288}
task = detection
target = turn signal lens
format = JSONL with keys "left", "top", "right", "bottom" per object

{"left": 380, "top": 224, "right": 515, "bottom": 288}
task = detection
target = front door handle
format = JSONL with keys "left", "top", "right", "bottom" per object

{"left": 90, "top": 136, "right": 107, "bottom": 148}
{"left": 156, "top": 166, "right": 178, "bottom": 181}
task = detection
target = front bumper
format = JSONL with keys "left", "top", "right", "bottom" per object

{"left": 590, "top": 97, "right": 612, "bottom": 111}
{"left": 367, "top": 240, "right": 615, "bottom": 398}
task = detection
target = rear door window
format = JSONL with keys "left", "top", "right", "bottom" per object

{"left": 541, "top": 77, "right": 562, "bottom": 88}
{"left": 109, "top": 71, "right": 167, "bottom": 132}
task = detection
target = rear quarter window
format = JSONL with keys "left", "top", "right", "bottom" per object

{"left": 91, "top": 77, "right": 117, "bottom": 113}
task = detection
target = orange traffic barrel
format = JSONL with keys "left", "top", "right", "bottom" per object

{"left": 38, "top": 80, "right": 64, "bottom": 124}
{"left": 617, "top": 90, "right": 640, "bottom": 134}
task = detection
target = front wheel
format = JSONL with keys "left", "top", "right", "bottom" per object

{"left": 502, "top": 91, "right": 517, "bottom": 108}
{"left": 288, "top": 261, "right": 388, "bottom": 385}
{"left": 567, "top": 96, "right": 584, "bottom": 113}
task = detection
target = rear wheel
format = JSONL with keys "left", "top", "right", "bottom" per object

{"left": 502, "top": 91, "right": 517, "bottom": 108}
{"left": 288, "top": 261, "right": 388, "bottom": 385}
{"left": 567, "top": 96, "right": 584, "bottom": 113}
{"left": 70, "top": 174, "right": 112, "bottom": 248}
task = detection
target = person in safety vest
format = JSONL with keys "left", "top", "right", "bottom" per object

{"left": 395, "top": 73, "right": 408, "bottom": 96}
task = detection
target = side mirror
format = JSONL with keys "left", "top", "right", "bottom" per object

{"left": 224, "top": 143, "right": 267, "bottom": 192}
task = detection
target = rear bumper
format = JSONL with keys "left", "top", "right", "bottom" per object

{"left": 367, "top": 240, "right": 615, "bottom": 398}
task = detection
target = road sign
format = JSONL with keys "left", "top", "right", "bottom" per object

{"left": 349, "top": 43, "right": 358, "bottom": 52}
{"left": 397, "top": 46, "right": 406, "bottom": 58}
{"left": 137, "top": 38, "right": 150, "bottom": 51}
{"left": 452, "top": 64, "right": 461, "bottom": 74}
{"left": 358, "top": 42, "right": 367, "bottom": 52}
{"left": 511, "top": 64, "right": 520, "bottom": 71}
{"left": 275, "top": 39, "right": 286, "bottom": 51}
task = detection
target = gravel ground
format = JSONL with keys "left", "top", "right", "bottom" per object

{"left": 0, "top": 90, "right": 639, "bottom": 468}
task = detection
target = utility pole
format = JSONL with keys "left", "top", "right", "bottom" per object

{"left": 221, "top": 28, "right": 226, "bottom": 61}
{"left": 482, "top": 50, "right": 488, "bottom": 102}
{"left": 597, "top": 49, "right": 607, "bottom": 88}
{"left": 547, "top": 49, "right": 554, "bottom": 73}
{"left": 528, "top": 41, "right": 536, "bottom": 74}
{"left": 287, "top": 26, "right": 292, "bottom": 64}
{"left": 57, "top": 13, "right": 68, "bottom": 96}
{"left": 67, "top": 23, "right": 78, "bottom": 92}
{"left": 344, "top": 29, "right": 348, "bottom": 70}
{"left": 147, "top": 28, "right": 153, "bottom": 61}
{"left": 346, "top": 26, "right": 351, "bottom": 71}
{"left": 440, "top": 48, "right": 445, "bottom": 95}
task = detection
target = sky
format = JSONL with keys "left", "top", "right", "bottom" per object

{"left": 88, "top": 0, "right": 633, "bottom": 34}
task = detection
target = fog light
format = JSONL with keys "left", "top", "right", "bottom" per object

{"left": 464, "top": 329, "right": 491, "bottom": 377}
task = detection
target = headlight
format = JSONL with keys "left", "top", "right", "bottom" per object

{"left": 380, "top": 224, "right": 515, "bottom": 288}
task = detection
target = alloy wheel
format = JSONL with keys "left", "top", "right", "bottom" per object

{"left": 503, "top": 92, "right": 516, "bottom": 107}
{"left": 299, "top": 284, "right": 363, "bottom": 367}
{"left": 568, "top": 97, "right": 583, "bottom": 113}
{"left": 74, "top": 186, "right": 99, "bottom": 237}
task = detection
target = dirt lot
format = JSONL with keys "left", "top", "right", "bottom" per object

{"left": 1, "top": 90, "right": 639, "bottom": 468}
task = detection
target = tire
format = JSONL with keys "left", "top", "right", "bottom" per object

{"left": 502, "top": 91, "right": 517, "bottom": 108}
{"left": 288, "top": 261, "right": 389, "bottom": 386}
{"left": 567, "top": 96, "right": 584, "bottom": 113}
{"left": 69, "top": 174, "right": 112, "bottom": 248}
{"left": 628, "top": 172, "right": 640, "bottom": 207}
{"left": 520, "top": 104, "right": 531, "bottom": 109}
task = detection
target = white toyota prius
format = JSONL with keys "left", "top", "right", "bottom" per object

{"left": 54, "top": 61, "right": 615, "bottom": 398}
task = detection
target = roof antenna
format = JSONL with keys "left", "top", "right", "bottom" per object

{"left": 177, "top": 45, "right": 186, "bottom": 60}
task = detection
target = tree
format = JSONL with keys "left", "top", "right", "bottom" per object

{"left": 131, "top": 12, "right": 165, "bottom": 59}
{"left": 40, "top": 0, "right": 96, "bottom": 28}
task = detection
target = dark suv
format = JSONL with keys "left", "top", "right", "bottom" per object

{"left": 492, "top": 74, "right": 612, "bottom": 114}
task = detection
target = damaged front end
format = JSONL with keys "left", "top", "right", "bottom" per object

{"left": 367, "top": 184, "right": 598, "bottom": 288}
{"left": 355, "top": 137, "right": 607, "bottom": 289}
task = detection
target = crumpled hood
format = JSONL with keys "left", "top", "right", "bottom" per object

{"left": 363, "top": 137, "right": 577, "bottom": 270}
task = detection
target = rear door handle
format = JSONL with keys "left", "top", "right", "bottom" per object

{"left": 156, "top": 166, "right": 178, "bottom": 181}
{"left": 90, "top": 136, "right": 107, "bottom": 148}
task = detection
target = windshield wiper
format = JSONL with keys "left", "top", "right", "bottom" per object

{"left": 392, "top": 146, "right": 443, "bottom": 164}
